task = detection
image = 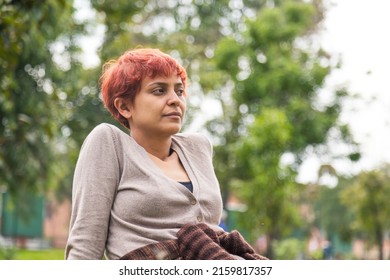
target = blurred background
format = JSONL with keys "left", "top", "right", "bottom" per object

{"left": 1, "top": 0, "right": 389, "bottom": 260}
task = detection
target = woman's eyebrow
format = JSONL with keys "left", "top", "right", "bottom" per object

{"left": 146, "top": 81, "right": 183, "bottom": 87}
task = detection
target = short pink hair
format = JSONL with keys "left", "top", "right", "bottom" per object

{"left": 100, "top": 48, "right": 187, "bottom": 129}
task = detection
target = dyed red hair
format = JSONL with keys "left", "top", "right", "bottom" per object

{"left": 100, "top": 48, "right": 187, "bottom": 129}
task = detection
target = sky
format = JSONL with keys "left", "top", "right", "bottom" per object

{"left": 297, "top": 0, "right": 390, "bottom": 183}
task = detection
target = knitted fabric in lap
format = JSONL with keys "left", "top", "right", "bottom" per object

{"left": 176, "top": 223, "right": 236, "bottom": 260}
{"left": 120, "top": 223, "right": 268, "bottom": 260}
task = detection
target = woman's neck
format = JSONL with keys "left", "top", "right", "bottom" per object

{"left": 130, "top": 132, "right": 173, "bottom": 161}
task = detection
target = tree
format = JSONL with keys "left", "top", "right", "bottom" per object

{"left": 340, "top": 166, "right": 390, "bottom": 259}
{"left": 0, "top": 0, "right": 87, "bottom": 200}
{"left": 233, "top": 108, "right": 302, "bottom": 258}
{"left": 209, "top": 0, "right": 358, "bottom": 258}
{"left": 312, "top": 179, "right": 354, "bottom": 244}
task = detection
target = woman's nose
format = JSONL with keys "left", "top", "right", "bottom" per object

{"left": 167, "top": 90, "right": 181, "bottom": 106}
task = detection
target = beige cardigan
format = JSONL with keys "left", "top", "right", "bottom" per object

{"left": 65, "top": 123, "right": 223, "bottom": 259}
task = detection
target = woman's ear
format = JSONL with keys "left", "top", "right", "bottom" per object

{"left": 114, "top": 97, "right": 132, "bottom": 119}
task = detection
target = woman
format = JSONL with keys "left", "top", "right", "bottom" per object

{"left": 65, "top": 48, "right": 265, "bottom": 260}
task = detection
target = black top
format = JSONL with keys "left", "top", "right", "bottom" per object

{"left": 179, "top": 181, "right": 193, "bottom": 193}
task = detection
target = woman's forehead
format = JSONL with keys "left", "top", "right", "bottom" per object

{"left": 141, "top": 74, "right": 183, "bottom": 87}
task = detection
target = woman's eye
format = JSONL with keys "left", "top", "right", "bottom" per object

{"left": 176, "top": 88, "right": 184, "bottom": 96}
{"left": 152, "top": 88, "right": 165, "bottom": 95}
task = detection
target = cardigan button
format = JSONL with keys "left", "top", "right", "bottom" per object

{"left": 190, "top": 199, "right": 197, "bottom": 205}
{"left": 197, "top": 216, "right": 202, "bottom": 222}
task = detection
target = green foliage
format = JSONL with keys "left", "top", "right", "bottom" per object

{"left": 210, "top": 0, "right": 357, "bottom": 258}
{"left": 90, "top": 0, "right": 145, "bottom": 61}
{"left": 232, "top": 108, "right": 302, "bottom": 249}
{"left": 340, "top": 166, "right": 390, "bottom": 259}
{"left": 215, "top": 37, "right": 242, "bottom": 77}
{"left": 0, "top": 0, "right": 115, "bottom": 203}
{"left": 312, "top": 181, "right": 354, "bottom": 242}
{"left": 272, "top": 237, "right": 305, "bottom": 260}
{"left": 307, "top": 247, "right": 323, "bottom": 260}
{"left": 0, "top": 246, "right": 17, "bottom": 260}
{"left": 213, "top": 0, "right": 347, "bottom": 150}
{"left": 236, "top": 108, "right": 292, "bottom": 173}
{"left": 248, "top": 1, "right": 315, "bottom": 45}
{"left": 0, "top": 0, "right": 84, "bottom": 199}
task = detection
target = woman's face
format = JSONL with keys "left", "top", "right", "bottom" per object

{"left": 128, "top": 73, "right": 186, "bottom": 138}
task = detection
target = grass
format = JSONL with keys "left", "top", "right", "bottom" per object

{"left": 1, "top": 248, "right": 65, "bottom": 260}
{"left": 16, "top": 248, "right": 65, "bottom": 260}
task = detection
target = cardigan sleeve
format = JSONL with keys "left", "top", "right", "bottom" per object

{"left": 65, "top": 124, "right": 121, "bottom": 259}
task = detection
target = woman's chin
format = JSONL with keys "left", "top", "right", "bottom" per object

{"left": 165, "top": 124, "right": 182, "bottom": 135}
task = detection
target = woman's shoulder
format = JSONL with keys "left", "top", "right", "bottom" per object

{"left": 82, "top": 123, "right": 127, "bottom": 149}
{"left": 86, "top": 123, "right": 126, "bottom": 139}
